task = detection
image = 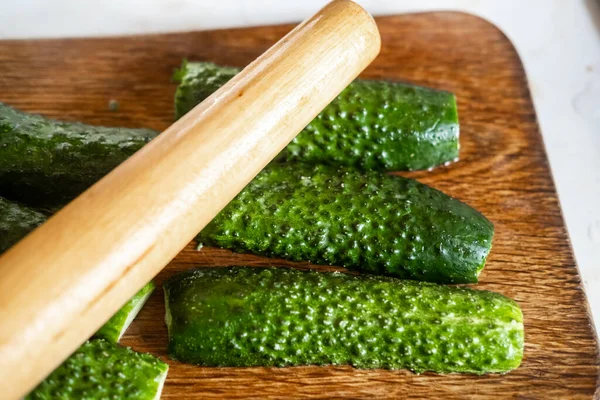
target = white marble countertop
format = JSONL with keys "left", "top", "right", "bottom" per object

{"left": 1, "top": 0, "right": 599, "bottom": 329}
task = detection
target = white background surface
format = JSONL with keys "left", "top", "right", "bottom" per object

{"left": 1, "top": 0, "right": 599, "bottom": 328}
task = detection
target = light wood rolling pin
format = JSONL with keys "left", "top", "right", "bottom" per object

{"left": 0, "top": 1, "right": 380, "bottom": 398}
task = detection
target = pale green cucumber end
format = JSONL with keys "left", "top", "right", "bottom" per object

{"left": 115, "top": 284, "right": 155, "bottom": 342}
{"left": 153, "top": 366, "right": 169, "bottom": 400}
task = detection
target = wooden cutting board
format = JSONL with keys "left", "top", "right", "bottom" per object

{"left": 0, "top": 12, "right": 598, "bottom": 399}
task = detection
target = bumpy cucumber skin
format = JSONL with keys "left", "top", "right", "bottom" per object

{"left": 26, "top": 339, "right": 168, "bottom": 400}
{"left": 174, "top": 61, "right": 459, "bottom": 171}
{"left": 198, "top": 164, "right": 493, "bottom": 284}
{"left": 164, "top": 267, "right": 523, "bottom": 373}
{"left": 0, "top": 103, "right": 158, "bottom": 208}
{"left": 95, "top": 282, "right": 156, "bottom": 343}
{"left": 0, "top": 196, "right": 46, "bottom": 252}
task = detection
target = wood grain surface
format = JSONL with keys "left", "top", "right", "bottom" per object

{"left": 0, "top": 12, "right": 598, "bottom": 399}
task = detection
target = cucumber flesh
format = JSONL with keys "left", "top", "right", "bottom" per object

{"left": 174, "top": 61, "right": 460, "bottom": 171}
{"left": 26, "top": 339, "right": 168, "bottom": 400}
{"left": 163, "top": 267, "right": 524, "bottom": 374}
{"left": 95, "top": 282, "right": 156, "bottom": 343}
{"left": 198, "top": 163, "right": 493, "bottom": 284}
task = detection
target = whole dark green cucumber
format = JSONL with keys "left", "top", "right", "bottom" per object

{"left": 0, "top": 103, "right": 158, "bottom": 208}
{"left": 0, "top": 196, "right": 46, "bottom": 252}
{"left": 164, "top": 267, "right": 523, "bottom": 373}
{"left": 26, "top": 339, "right": 168, "bottom": 400}
{"left": 198, "top": 164, "right": 493, "bottom": 284}
{"left": 174, "top": 61, "right": 459, "bottom": 171}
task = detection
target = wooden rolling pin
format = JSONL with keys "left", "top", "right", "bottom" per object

{"left": 0, "top": 1, "right": 380, "bottom": 398}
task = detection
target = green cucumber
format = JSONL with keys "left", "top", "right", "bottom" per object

{"left": 26, "top": 339, "right": 168, "bottom": 400}
{"left": 198, "top": 164, "right": 493, "bottom": 284}
{"left": 0, "top": 103, "right": 158, "bottom": 208}
{"left": 95, "top": 282, "right": 156, "bottom": 343}
{"left": 174, "top": 61, "right": 460, "bottom": 171}
{"left": 0, "top": 197, "right": 153, "bottom": 341}
{"left": 0, "top": 196, "right": 46, "bottom": 252}
{"left": 164, "top": 267, "right": 523, "bottom": 373}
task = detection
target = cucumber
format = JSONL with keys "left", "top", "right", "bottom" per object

{"left": 198, "top": 164, "right": 493, "bottom": 284}
{"left": 0, "top": 196, "right": 46, "bottom": 252}
{"left": 0, "top": 103, "right": 158, "bottom": 208}
{"left": 95, "top": 282, "right": 156, "bottom": 343}
{"left": 174, "top": 61, "right": 459, "bottom": 171}
{"left": 26, "top": 339, "right": 168, "bottom": 400}
{"left": 164, "top": 267, "right": 523, "bottom": 373}
{"left": 0, "top": 197, "right": 153, "bottom": 341}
